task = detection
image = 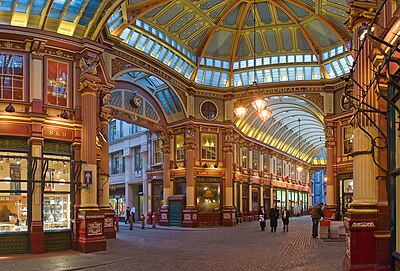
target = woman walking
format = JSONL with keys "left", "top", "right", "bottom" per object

{"left": 282, "top": 207, "right": 290, "bottom": 232}
{"left": 269, "top": 204, "right": 279, "bottom": 232}
{"left": 258, "top": 206, "right": 267, "bottom": 231}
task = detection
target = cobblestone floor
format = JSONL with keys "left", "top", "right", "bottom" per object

{"left": 0, "top": 216, "right": 344, "bottom": 271}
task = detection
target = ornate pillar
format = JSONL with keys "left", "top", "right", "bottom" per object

{"left": 141, "top": 140, "right": 149, "bottom": 223}
{"left": 222, "top": 129, "right": 236, "bottom": 226}
{"left": 343, "top": 3, "right": 390, "bottom": 270}
{"left": 98, "top": 111, "right": 115, "bottom": 239}
{"left": 159, "top": 131, "right": 171, "bottom": 226}
{"left": 75, "top": 52, "right": 106, "bottom": 253}
{"left": 325, "top": 124, "right": 336, "bottom": 215}
{"left": 30, "top": 138, "right": 44, "bottom": 254}
{"left": 182, "top": 126, "right": 198, "bottom": 227}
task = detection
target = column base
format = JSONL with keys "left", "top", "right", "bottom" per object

{"left": 182, "top": 208, "right": 198, "bottom": 228}
{"left": 343, "top": 205, "right": 390, "bottom": 271}
{"left": 102, "top": 209, "right": 116, "bottom": 239}
{"left": 221, "top": 207, "right": 236, "bottom": 226}
{"left": 30, "top": 221, "right": 44, "bottom": 254}
{"left": 159, "top": 207, "right": 169, "bottom": 226}
{"left": 76, "top": 210, "right": 106, "bottom": 253}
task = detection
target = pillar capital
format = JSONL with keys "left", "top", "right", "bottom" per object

{"left": 345, "top": 1, "right": 376, "bottom": 32}
{"left": 79, "top": 78, "right": 102, "bottom": 94}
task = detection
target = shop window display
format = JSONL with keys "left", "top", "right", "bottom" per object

{"left": 47, "top": 59, "right": 68, "bottom": 107}
{"left": 196, "top": 181, "right": 221, "bottom": 213}
{"left": 43, "top": 155, "right": 71, "bottom": 231}
{"left": 0, "top": 153, "right": 28, "bottom": 232}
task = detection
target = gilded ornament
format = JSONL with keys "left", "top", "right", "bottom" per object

{"left": 80, "top": 57, "right": 99, "bottom": 75}
{"left": 79, "top": 80, "right": 101, "bottom": 92}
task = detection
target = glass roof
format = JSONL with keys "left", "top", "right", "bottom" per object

{"left": 107, "top": 0, "right": 352, "bottom": 87}
{"left": 235, "top": 95, "right": 326, "bottom": 163}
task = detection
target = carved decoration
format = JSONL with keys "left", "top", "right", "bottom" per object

{"left": 184, "top": 143, "right": 196, "bottom": 151}
{"left": 185, "top": 128, "right": 195, "bottom": 141}
{"left": 325, "top": 126, "right": 334, "bottom": 138}
{"left": 0, "top": 41, "right": 22, "bottom": 50}
{"left": 345, "top": 1, "right": 376, "bottom": 31}
{"left": 351, "top": 222, "right": 375, "bottom": 228}
{"left": 102, "top": 94, "right": 112, "bottom": 107}
{"left": 30, "top": 39, "right": 46, "bottom": 60}
{"left": 104, "top": 217, "right": 113, "bottom": 228}
{"left": 88, "top": 222, "right": 102, "bottom": 236}
{"left": 302, "top": 93, "right": 324, "bottom": 112}
{"left": 79, "top": 80, "right": 102, "bottom": 92}
{"left": 112, "top": 58, "right": 134, "bottom": 77}
{"left": 80, "top": 56, "right": 99, "bottom": 75}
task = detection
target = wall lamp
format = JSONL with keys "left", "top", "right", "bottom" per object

{"left": 5, "top": 103, "right": 15, "bottom": 113}
{"left": 203, "top": 162, "right": 208, "bottom": 168}
{"left": 213, "top": 163, "right": 218, "bottom": 168}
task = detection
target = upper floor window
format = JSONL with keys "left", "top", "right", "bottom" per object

{"left": 0, "top": 53, "right": 24, "bottom": 101}
{"left": 201, "top": 134, "right": 216, "bottom": 160}
{"left": 343, "top": 127, "right": 353, "bottom": 155}
{"left": 262, "top": 153, "right": 269, "bottom": 173}
{"left": 201, "top": 101, "right": 218, "bottom": 120}
{"left": 252, "top": 150, "right": 259, "bottom": 171}
{"left": 153, "top": 140, "right": 162, "bottom": 164}
{"left": 241, "top": 146, "right": 248, "bottom": 169}
{"left": 175, "top": 134, "right": 184, "bottom": 161}
{"left": 134, "top": 147, "right": 142, "bottom": 177}
{"left": 111, "top": 153, "right": 121, "bottom": 175}
{"left": 47, "top": 59, "right": 68, "bottom": 107}
{"left": 277, "top": 158, "right": 282, "bottom": 177}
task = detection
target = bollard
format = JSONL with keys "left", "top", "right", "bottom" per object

{"left": 141, "top": 213, "right": 145, "bottom": 229}
{"left": 152, "top": 213, "right": 156, "bottom": 229}
{"left": 129, "top": 213, "right": 133, "bottom": 230}
{"left": 115, "top": 213, "right": 119, "bottom": 232}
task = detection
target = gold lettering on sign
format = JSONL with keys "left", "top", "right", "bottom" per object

{"left": 46, "top": 130, "right": 67, "bottom": 137}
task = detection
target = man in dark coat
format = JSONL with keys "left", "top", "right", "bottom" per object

{"left": 269, "top": 204, "right": 279, "bottom": 232}
{"left": 282, "top": 207, "right": 290, "bottom": 232}
{"left": 311, "top": 202, "right": 325, "bottom": 238}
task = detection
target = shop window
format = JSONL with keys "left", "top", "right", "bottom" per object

{"left": 242, "top": 184, "right": 249, "bottom": 212}
{"left": 339, "top": 178, "right": 353, "bottom": 218}
{"left": 152, "top": 180, "right": 163, "bottom": 214}
{"left": 343, "top": 127, "right": 354, "bottom": 155}
{"left": 0, "top": 153, "right": 28, "bottom": 232}
{"left": 276, "top": 158, "right": 282, "bottom": 177}
{"left": 0, "top": 53, "right": 24, "bottom": 101}
{"left": 43, "top": 155, "right": 71, "bottom": 231}
{"left": 201, "top": 134, "right": 216, "bottom": 160}
{"left": 241, "top": 146, "right": 248, "bottom": 169}
{"left": 175, "top": 134, "right": 184, "bottom": 161}
{"left": 252, "top": 150, "right": 259, "bottom": 172}
{"left": 134, "top": 147, "right": 142, "bottom": 177}
{"left": 196, "top": 179, "right": 221, "bottom": 213}
{"left": 252, "top": 187, "right": 260, "bottom": 211}
{"left": 47, "top": 59, "right": 69, "bottom": 107}
{"left": 153, "top": 139, "right": 162, "bottom": 164}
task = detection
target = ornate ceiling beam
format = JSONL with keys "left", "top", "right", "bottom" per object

{"left": 111, "top": 0, "right": 171, "bottom": 37}
{"left": 192, "top": 0, "right": 242, "bottom": 81}
{"left": 229, "top": 2, "right": 251, "bottom": 86}
{"left": 39, "top": 0, "right": 54, "bottom": 29}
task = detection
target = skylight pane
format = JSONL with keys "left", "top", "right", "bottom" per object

{"left": 211, "top": 71, "right": 221, "bottom": 87}
{"left": 304, "top": 55, "right": 312, "bottom": 62}
{"left": 185, "top": 66, "right": 194, "bottom": 77}
{"left": 206, "top": 58, "right": 213, "bottom": 66}
{"left": 272, "top": 68, "right": 279, "bottom": 82}
{"left": 150, "top": 44, "right": 162, "bottom": 57}
{"left": 280, "top": 68, "right": 288, "bottom": 81}
{"left": 180, "top": 62, "right": 189, "bottom": 75}
{"left": 215, "top": 59, "right": 222, "bottom": 68}
{"left": 200, "top": 58, "right": 205, "bottom": 65}
{"left": 324, "top": 64, "right": 335, "bottom": 79}
{"left": 233, "top": 62, "right": 239, "bottom": 70}
{"left": 157, "top": 48, "right": 168, "bottom": 61}
{"left": 248, "top": 59, "right": 255, "bottom": 67}
{"left": 171, "top": 90, "right": 182, "bottom": 112}
{"left": 223, "top": 61, "right": 230, "bottom": 69}
{"left": 339, "top": 58, "right": 350, "bottom": 73}
{"left": 204, "top": 70, "right": 212, "bottom": 86}
{"left": 164, "top": 89, "right": 176, "bottom": 114}
{"left": 331, "top": 60, "right": 343, "bottom": 76}
{"left": 240, "top": 60, "right": 247, "bottom": 68}
{"left": 233, "top": 73, "right": 242, "bottom": 86}
{"left": 220, "top": 73, "right": 229, "bottom": 87}
{"left": 305, "top": 67, "right": 312, "bottom": 80}
{"left": 156, "top": 91, "right": 171, "bottom": 115}
{"left": 271, "top": 56, "right": 278, "bottom": 64}
{"left": 163, "top": 51, "right": 174, "bottom": 65}
{"left": 175, "top": 59, "right": 185, "bottom": 72}
{"left": 279, "top": 56, "right": 286, "bottom": 64}
{"left": 120, "top": 28, "right": 132, "bottom": 42}
{"left": 127, "top": 31, "right": 139, "bottom": 46}
{"left": 329, "top": 48, "right": 336, "bottom": 58}
{"left": 322, "top": 51, "right": 329, "bottom": 61}
{"left": 288, "top": 55, "right": 295, "bottom": 63}
{"left": 313, "top": 67, "right": 321, "bottom": 79}
{"left": 264, "top": 69, "right": 272, "bottom": 82}
{"left": 144, "top": 40, "right": 155, "bottom": 54}
{"left": 296, "top": 55, "right": 303, "bottom": 62}
{"left": 346, "top": 55, "right": 354, "bottom": 66}
{"left": 288, "top": 67, "right": 296, "bottom": 81}
{"left": 263, "top": 57, "right": 270, "bottom": 65}
{"left": 196, "top": 69, "right": 204, "bottom": 84}
{"left": 256, "top": 70, "right": 264, "bottom": 83}
{"left": 170, "top": 55, "right": 180, "bottom": 68}
{"left": 296, "top": 67, "right": 304, "bottom": 80}
{"left": 256, "top": 58, "right": 263, "bottom": 66}
{"left": 135, "top": 36, "right": 148, "bottom": 50}
{"left": 337, "top": 45, "right": 344, "bottom": 54}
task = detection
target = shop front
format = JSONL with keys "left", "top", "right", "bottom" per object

{"left": 109, "top": 184, "right": 126, "bottom": 221}
{"left": 196, "top": 177, "right": 221, "bottom": 226}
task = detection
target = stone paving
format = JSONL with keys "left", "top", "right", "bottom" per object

{"left": 0, "top": 216, "right": 344, "bottom": 271}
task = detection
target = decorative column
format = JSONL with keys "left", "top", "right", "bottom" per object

{"left": 182, "top": 126, "right": 198, "bottom": 227}
{"left": 222, "top": 129, "right": 236, "bottom": 226}
{"left": 99, "top": 111, "right": 115, "bottom": 239}
{"left": 30, "top": 138, "right": 44, "bottom": 254}
{"left": 159, "top": 131, "right": 171, "bottom": 226}
{"left": 325, "top": 123, "right": 336, "bottom": 217}
{"left": 76, "top": 53, "right": 106, "bottom": 253}
{"left": 141, "top": 140, "right": 149, "bottom": 223}
{"left": 343, "top": 3, "right": 390, "bottom": 270}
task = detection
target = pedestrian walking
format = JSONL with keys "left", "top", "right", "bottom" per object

{"left": 311, "top": 202, "right": 325, "bottom": 238}
{"left": 269, "top": 204, "right": 279, "bottom": 232}
{"left": 125, "top": 207, "right": 130, "bottom": 224}
{"left": 282, "top": 207, "right": 290, "bottom": 232}
{"left": 258, "top": 206, "right": 267, "bottom": 231}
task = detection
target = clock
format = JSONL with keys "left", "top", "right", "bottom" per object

{"left": 129, "top": 93, "right": 143, "bottom": 108}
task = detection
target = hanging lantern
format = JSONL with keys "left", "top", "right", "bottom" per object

{"left": 251, "top": 97, "right": 267, "bottom": 113}
{"left": 258, "top": 108, "right": 272, "bottom": 122}
{"left": 233, "top": 100, "right": 248, "bottom": 119}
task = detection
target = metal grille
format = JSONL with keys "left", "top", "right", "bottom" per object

{"left": 44, "top": 231, "right": 71, "bottom": 252}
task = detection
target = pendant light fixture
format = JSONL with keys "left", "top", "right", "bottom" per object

{"left": 233, "top": 0, "right": 271, "bottom": 121}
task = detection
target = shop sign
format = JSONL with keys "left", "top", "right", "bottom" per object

{"left": 337, "top": 166, "right": 353, "bottom": 174}
{"left": 195, "top": 170, "right": 223, "bottom": 177}
{"left": 43, "top": 127, "right": 73, "bottom": 141}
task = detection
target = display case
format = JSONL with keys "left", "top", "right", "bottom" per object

{"left": 43, "top": 195, "right": 70, "bottom": 230}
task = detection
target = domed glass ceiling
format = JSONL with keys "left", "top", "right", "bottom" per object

{"left": 107, "top": 0, "right": 353, "bottom": 87}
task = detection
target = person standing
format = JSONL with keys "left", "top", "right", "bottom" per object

{"left": 269, "top": 204, "right": 279, "bottom": 232}
{"left": 131, "top": 205, "right": 136, "bottom": 222}
{"left": 282, "top": 207, "right": 290, "bottom": 232}
{"left": 258, "top": 206, "right": 267, "bottom": 231}
{"left": 311, "top": 202, "right": 325, "bottom": 238}
{"left": 125, "top": 207, "right": 130, "bottom": 224}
